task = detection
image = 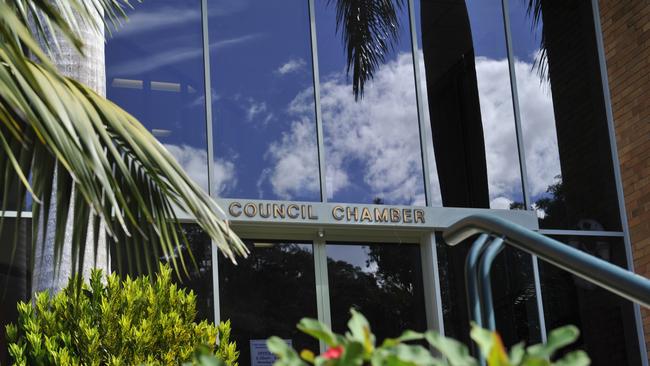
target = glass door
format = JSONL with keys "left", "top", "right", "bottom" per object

{"left": 218, "top": 240, "right": 318, "bottom": 365}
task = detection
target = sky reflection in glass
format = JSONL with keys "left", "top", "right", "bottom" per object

{"left": 415, "top": 0, "right": 524, "bottom": 209}
{"left": 209, "top": 0, "right": 320, "bottom": 201}
{"left": 315, "top": 0, "right": 426, "bottom": 206}
{"left": 106, "top": 0, "right": 208, "bottom": 190}
{"left": 509, "top": 0, "right": 622, "bottom": 231}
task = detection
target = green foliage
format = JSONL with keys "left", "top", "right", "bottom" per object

{"left": 5, "top": 264, "right": 239, "bottom": 366}
{"left": 267, "top": 309, "right": 590, "bottom": 366}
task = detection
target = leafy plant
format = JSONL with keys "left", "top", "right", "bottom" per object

{"left": 5, "top": 264, "right": 239, "bottom": 366}
{"left": 267, "top": 309, "right": 589, "bottom": 366}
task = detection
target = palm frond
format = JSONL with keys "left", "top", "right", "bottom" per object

{"left": 328, "top": 0, "right": 405, "bottom": 100}
{"left": 524, "top": 0, "right": 549, "bottom": 81}
{"left": 0, "top": 0, "right": 248, "bottom": 278}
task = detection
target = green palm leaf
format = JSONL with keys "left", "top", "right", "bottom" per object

{"left": 0, "top": 0, "right": 248, "bottom": 279}
{"left": 328, "top": 0, "right": 405, "bottom": 100}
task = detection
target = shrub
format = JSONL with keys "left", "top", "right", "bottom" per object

{"left": 5, "top": 264, "right": 239, "bottom": 366}
{"left": 267, "top": 309, "right": 589, "bottom": 366}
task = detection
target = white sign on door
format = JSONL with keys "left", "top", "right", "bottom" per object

{"left": 250, "top": 339, "right": 292, "bottom": 366}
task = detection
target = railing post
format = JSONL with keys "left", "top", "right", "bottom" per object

{"left": 465, "top": 234, "right": 490, "bottom": 328}
{"left": 477, "top": 237, "right": 505, "bottom": 331}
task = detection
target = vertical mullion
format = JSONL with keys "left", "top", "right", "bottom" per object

{"left": 308, "top": 0, "right": 328, "bottom": 203}
{"left": 501, "top": 0, "right": 532, "bottom": 210}
{"left": 590, "top": 0, "right": 648, "bottom": 363}
{"left": 313, "top": 239, "right": 331, "bottom": 354}
{"left": 420, "top": 233, "right": 444, "bottom": 335}
{"left": 407, "top": 0, "right": 434, "bottom": 207}
{"left": 200, "top": 0, "right": 221, "bottom": 325}
{"left": 531, "top": 256, "right": 546, "bottom": 342}
{"left": 501, "top": 0, "right": 546, "bottom": 343}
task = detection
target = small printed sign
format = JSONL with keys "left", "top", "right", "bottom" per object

{"left": 250, "top": 339, "right": 291, "bottom": 366}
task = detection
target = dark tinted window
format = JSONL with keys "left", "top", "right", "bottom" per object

{"left": 540, "top": 235, "right": 641, "bottom": 365}
{"left": 327, "top": 243, "right": 427, "bottom": 340}
{"left": 436, "top": 233, "right": 541, "bottom": 349}
{"left": 0, "top": 218, "right": 31, "bottom": 364}
{"left": 509, "top": 0, "right": 621, "bottom": 230}
{"left": 414, "top": 0, "right": 524, "bottom": 209}
{"left": 219, "top": 240, "right": 318, "bottom": 365}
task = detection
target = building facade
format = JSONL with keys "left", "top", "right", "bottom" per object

{"left": 1, "top": 0, "right": 648, "bottom": 365}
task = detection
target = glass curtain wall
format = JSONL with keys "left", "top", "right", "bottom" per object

{"left": 208, "top": 0, "right": 321, "bottom": 201}
{"left": 540, "top": 236, "right": 641, "bottom": 366}
{"left": 314, "top": 0, "right": 426, "bottom": 205}
{"left": 105, "top": 0, "right": 210, "bottom": 191}
{"left": 508, "top": 0, "right": 622, "bottom": 231}
{"left": 414, "top": 0, "right": 524, "bottom": 210}
{"left": 101, "top": 0, "right": 643, "bottom": 364}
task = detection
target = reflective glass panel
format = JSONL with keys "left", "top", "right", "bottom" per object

{"left": 414, "top": 0, "right": 524, "bottom": 209}
{"left": 219, "top": 240, "right": 318, "bottom": 366}
{"left": 540, "top": 236, "right": 641, "bottom": 365}
{"left": 509, "top": 0, "right": 622, "bottom": 230}
{"left": 0, "top": 218, "right": 31, "bottom": 364}
{"left": 315, "top": 1, "right": 426, "bottom": 205}
{"left": 436, "top": 233, "right": 540, "bottom": 349}
{"left": 110, "top": 224, "right": 215, "bottom": 322}
{"left": 326, "top": 243, "right": 427, "bottom": 340}
{"left": 106, "top": 0, "right": 209, "bottom": 190}
{"left": 209, "top": 1, "right": 320, "bottom": 201}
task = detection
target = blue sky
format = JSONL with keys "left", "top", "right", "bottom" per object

{"left": 106, "top": 0, "right": 563, "bottom": 212}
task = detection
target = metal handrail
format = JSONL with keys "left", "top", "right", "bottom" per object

{"left": 444, "top": 214, "right": 650, "bottom": 315}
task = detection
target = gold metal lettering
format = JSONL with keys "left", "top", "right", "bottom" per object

{"left": 228, "top": 202, "right": 242, "bottom": 217}
{"left": 361, "top": 207, "right": 372, "bottom": 222}
{"left": 332, "top": 206, "right": 344, "bottom": 220}
{"left": 287, "top": 204, "right": 300, "bottom": 219}
{"left": 402, "top": 209, "right": 412, "bottom": 223}
{"left": 390, "top": 208, "right": 400, "bottom": 222}
{"left": 273, "top": 204, "right": 286, "bottom": 219}
{"left": 308, "top": 205, "right": 318, "bottom": 219}
{"left": 259, "top": 203, "right": 271, "bottom": 218}
{"left": 414, "top": 209, "right": 425, "bottom": 224}
{"left": 374, "top": 208, "right": 388, "bottom": 222}
{"left": 243, "top": 203, "right": 257, "bottom": 217}
{"left": 346, "top": 207, "right": 359, "bottom": 221}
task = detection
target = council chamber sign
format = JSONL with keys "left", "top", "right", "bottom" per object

{"left": 217, "top": 198, "right": 539, "bottom": 231}
{"left": 225, "top": 200, "right": 426, "bottom": 225}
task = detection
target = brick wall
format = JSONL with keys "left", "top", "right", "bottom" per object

{"left": 599, "top": 0, "right": 650, "bottom": 359}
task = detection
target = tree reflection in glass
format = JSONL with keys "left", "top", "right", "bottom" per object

{"left": 315, "top": 0, "right": 426, "bottom": 205}
{"left": 509, "top": 0, "right": 622, "bottom": 231}
{"left": 218, "top": 241, "right": 318, "bottom": 366}
{"left": 326, "top": 243, "right": 427, "bottom": 341}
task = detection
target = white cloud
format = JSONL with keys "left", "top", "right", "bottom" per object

{"left": 276, "top": 58, "right": 307, "bottom": 75}
{"left": 474, "top": 56, "right": 524, "bottom": 206}
{"left": 244, "top": 99, "right": 275, "bottom": 125}
{"left": 257, "top": 50, "right": 558, "bottom": 207}
{"left": 163, "top": 144, "right": 236, "bottom": 196}
{"left": 513, "top": 57, "right": 561, "bottom": 198}
{"left": 111, "top": 6, "right": 200, "bottom": 38}
{"left": 282, "top": 53, "right": 426, "bottom": 205}
{"left": 261, "top": 118, "right": 321, "bottom": 199}
{"left": 109, "top": 34, "right": 260, "bottom": 76}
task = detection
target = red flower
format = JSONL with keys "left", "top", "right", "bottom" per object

{"left": 322, "top": 345, "right": 344, "bottom": 359}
